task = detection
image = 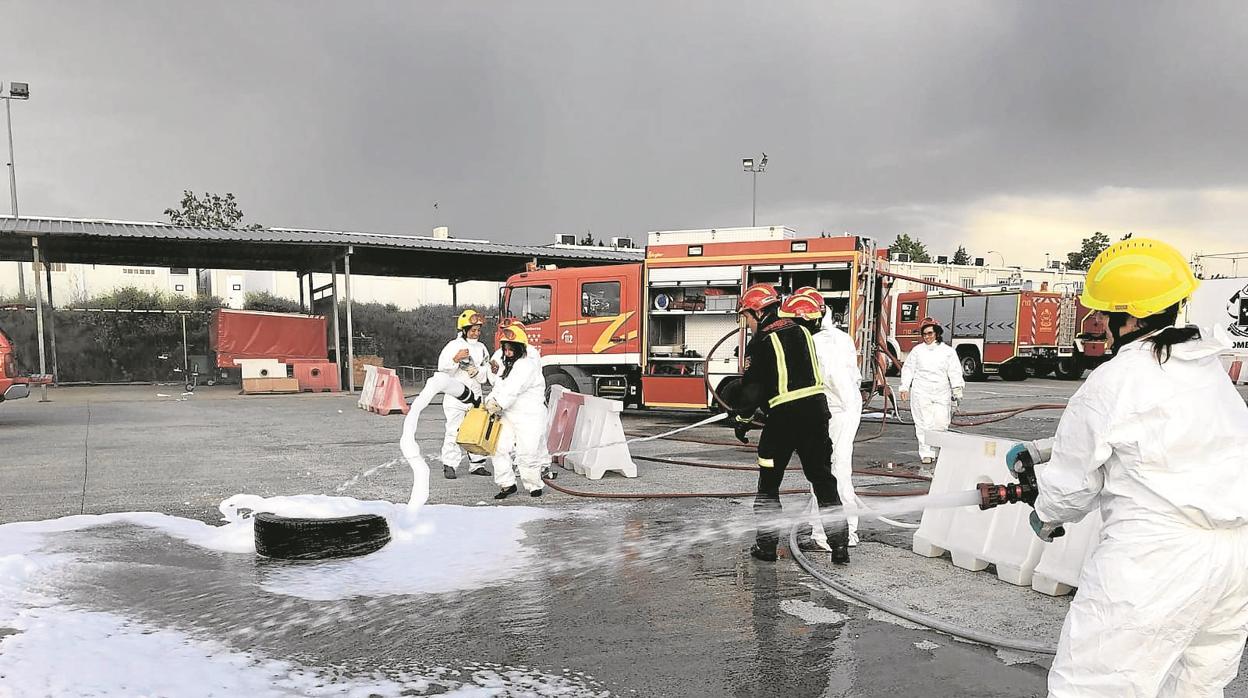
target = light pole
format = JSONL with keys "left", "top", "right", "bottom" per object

{"left": 3, "top": 81, "right": 29, "bottom": 301}
{"left": 742, "top": 152, "right": 767, "bottom": 226}
{"left": 986, "top": 249, "right": 1005, "bottom": 267}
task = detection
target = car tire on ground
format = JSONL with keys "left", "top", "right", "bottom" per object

{"left": 253, "top": 512, "right": 391, "bottom": 560}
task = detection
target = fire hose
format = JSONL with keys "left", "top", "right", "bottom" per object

{"left": 788, "top": 522, "right": 1057, "bottom": 655}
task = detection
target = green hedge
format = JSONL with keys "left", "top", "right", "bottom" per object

{"left": 0, "top": 288, "right": 497, "bottom": 383}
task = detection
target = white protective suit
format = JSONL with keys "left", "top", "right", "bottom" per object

{"left": 898, "top": 340, "right": 963, "bottom": 461}
{"left": 486, "top": 348, "right": 549, "bottom": 493}
{"left": 436, "top": 335, "right": 490, "bottom": 473}
{"left": 809, "top": 314, "right": 866, "bottom": 548}
{"left": 1036, "top": 327, "right": 1248, "bottom": 697}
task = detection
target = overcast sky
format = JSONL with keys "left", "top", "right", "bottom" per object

{"left": 3, "top": 1, "right": 1247, "bottom": 270}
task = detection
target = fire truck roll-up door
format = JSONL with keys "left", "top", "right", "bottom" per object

{"left": 984, "top": 294, "right": 1020, "bottom": 365}
{"left": 642, "top": 265, "right": 743, "bottom": 409}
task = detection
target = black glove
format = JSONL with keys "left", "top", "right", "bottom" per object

{"left": 733, "top": 414, "right": 754, "bottom": 444}
{"left": 454, "top": 386, "right": 480, "bottom": 408}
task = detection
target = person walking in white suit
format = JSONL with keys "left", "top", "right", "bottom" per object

{"left": 899, "top": 317, "right": 963, "bottom": 464}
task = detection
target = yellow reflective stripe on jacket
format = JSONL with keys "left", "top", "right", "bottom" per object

{"left": 766, "top": 326, "right": 825, "bottom": 408}
{"left": 802, "top": 326, "right": 822, "bottom": 384}
{"left": 768, "top": 333, "right": 788, "bottom": 396}
{"left": 768, "top": 384, "right": 825, "bottom": 408}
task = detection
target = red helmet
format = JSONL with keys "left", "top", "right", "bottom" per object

{"left": 791, "top": 287, "right": 826, "bottom": 316}
{"left": 738, "top": 283, "right": 781, "bottom": 314}
{"left": 919, "top": 317, "right": 942, "bottom": 335}
{"left": 778, "top": 293, "right": 823, "bottom": 321}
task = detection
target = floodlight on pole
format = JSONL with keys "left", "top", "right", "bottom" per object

{"left": 986, "top": 250, "right": 1005, "bottom": 267}
{"left": 3, "top": 80, "right": 30, "bottom": 302}
{"left": 743, "top": 152, "right": 767, "bottom": 226}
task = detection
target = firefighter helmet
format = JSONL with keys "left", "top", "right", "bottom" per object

{"left": 738, "top": 283, "right": 781, "bottom": 314}
{"left": 456, "top": 309, "right": 485, "bottom": 330}
{"left": 791, "top": 287, "right": 827, "bottom": 318}
{"left": 498, "top": 323, "right": 530, "bottom": 346}
{"left": 1081, "top": 238, "right": 1200, "bottom": 318}
{"left": 778, "top": 293, "right": 823, "bottom": 321}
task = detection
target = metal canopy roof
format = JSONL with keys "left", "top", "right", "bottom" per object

{"left": 0, "top": 216, "right": 643, "bottom": 281}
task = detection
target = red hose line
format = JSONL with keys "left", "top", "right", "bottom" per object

{"left": 541, "top": 476, "right": 927, "bottom": 499}
{"left": 634, "top": 454, "right": 932, "bottom": 482}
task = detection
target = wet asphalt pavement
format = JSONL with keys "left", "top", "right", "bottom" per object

{"left": 4, "top": 380, "right": 1248, "bottom": 696}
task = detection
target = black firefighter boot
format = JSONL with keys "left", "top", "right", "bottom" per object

{"left": 828, "top": 522, "right": 850, "bottom": 565}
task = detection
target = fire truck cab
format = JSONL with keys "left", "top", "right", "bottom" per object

{"left": 501, "top": 227, "right": 888, "bottom": 409}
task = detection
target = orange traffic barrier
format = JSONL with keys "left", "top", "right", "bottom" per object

{"left": 366, "top": 367, "right": 409, "bottom": 416}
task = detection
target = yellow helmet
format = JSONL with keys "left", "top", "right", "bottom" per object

{"left": 456, "top": 309, "right": 485, "bottom": 330}
{"left": 498, "top": 323, "right": 530, "bottom": 345}
{"left": 1081, "top": 238, "right": 1200, "bottom": 318}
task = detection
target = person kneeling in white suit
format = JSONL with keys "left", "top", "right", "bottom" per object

{"left": 484, "top": 322, "right": 548, "bottom": 499}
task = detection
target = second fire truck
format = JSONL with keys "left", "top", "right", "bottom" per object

{"left": 889, "top": 286, "right": 1109, "bottom": 381}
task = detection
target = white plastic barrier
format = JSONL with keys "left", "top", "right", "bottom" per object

{"left": 546, "top": 389, "right": 637, "bottom": 480}
{"left": 1031, "top": 507, "right": 1102, "bottom": 596}
{"left": 911, "top": 430, "right": 1100, "bottom": 596}
{"left": 234, "top": 358, "right": 287, "bottom": 380}
{"left": 356, "top": 364, "right": 380, "bottom": 411}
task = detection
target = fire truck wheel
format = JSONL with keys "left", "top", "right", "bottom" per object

{"left": 253, "top": 512, "right": 391, "bottom": 560}
{"left": 959, "top": 353, "right": 985, "bottom": 382}
{"left": 545, "top": 372, "right": 578, "bottom": 402}
{"left": 1054, "top": 357, "right": 1084, "bottom": 381}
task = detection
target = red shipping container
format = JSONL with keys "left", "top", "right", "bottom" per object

{"left": 211, "top": 309, "right": 328, "bottom": 369}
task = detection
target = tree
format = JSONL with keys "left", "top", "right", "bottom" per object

{"left": 578, "top": 231, "right": 595, "bottom": 246}
{"left": 889, "top": 233, "right": 931, "bottom": 263}
{"left": 165, "top": 190, "right": 263, "bottom": 230}
{"left": 951, "top": 245, "right": 971, "bottom": 265}
{"left": 1065, "top": 231, "right": 1111, "bottom": 271}
{"left": 244, "top": 291, "right": 302, "bottom": 314}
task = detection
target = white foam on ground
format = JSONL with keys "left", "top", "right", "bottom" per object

{"left": 779, "top": 599, "right": 849, "bottom": 626}
{"left": 0, "top": 605, "right": 604, "bottom": 697}
{"left": 0, "top": 499, "right": 588, "bottom": 697}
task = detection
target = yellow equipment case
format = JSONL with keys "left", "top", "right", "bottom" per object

{"left": 455, "top": 407, "right": 502, "bottom": 456}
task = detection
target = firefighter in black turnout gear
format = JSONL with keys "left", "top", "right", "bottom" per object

{"left": 729, "top": 283, "right": 849, "bottom": 564}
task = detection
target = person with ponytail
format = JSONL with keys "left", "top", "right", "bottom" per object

{"left": 1028, "top": 238, "right": 1248, "bottom": 697}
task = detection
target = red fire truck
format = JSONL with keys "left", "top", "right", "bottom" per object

{"left": 500, "top": 227, "right": 889, "bottom": 409}
{"left": 889, "top": 287, "right": 1109, "bottom": 381}
{"left": 1, "top": 324, "right": 51, "bottom": 406}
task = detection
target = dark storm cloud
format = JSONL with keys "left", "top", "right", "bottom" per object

{"left": 4, "top": 1, "right": 1247, "bottom": 248}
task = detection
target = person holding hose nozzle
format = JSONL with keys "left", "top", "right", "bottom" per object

{"left": 437, "top": 309, "right": 492, "bottom": 479}
{"left": 729, "top": 283, "right": 848, "bottom": 564}
{"left": 1009, "top": 239, "right": 1248, "bottom": 697}
{"left": 898, "top": 316, "right": 963, "bottom": 465}
{"left": 783, "top": 287, "right": 866, "bottom": 551}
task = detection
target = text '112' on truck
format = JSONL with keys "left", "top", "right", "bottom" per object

{"left": 500, "top": 227, "right": 896, "bottom": 410}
